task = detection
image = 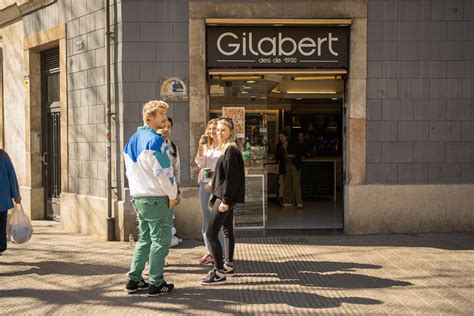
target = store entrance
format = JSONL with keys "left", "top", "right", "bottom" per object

{"left": 209, "top": 72, "right": 345, "bottom": 231}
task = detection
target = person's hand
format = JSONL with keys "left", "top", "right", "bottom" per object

{"left": 169, "top": 199, "right": 177, "bottom": 209}
{"left": 218, "top": 202, "right": 229, "bottom": 213}
{"left": 175, "top": 194, "right": 181, "bottom": 206}
{"left": 199, "top": 136, "right": 207, "bottom": 146}
{"left": 204, "top": 184, "right": 212, "bottom": 193}
{"left": 14, "top": 196, "right": 21, "bottom": 204}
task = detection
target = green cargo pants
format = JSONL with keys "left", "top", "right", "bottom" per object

{"left": 128, "top": 196, "right": 173, "bottom": 286}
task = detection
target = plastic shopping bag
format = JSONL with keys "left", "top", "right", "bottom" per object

{"left": 10, "top": 204, "right": 33, "bottom": 244}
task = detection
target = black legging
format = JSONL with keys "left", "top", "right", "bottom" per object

{"left": 0, "top": 211, "right": 8, "bottom": 253}
{"left": 206, "top": 198, "right": 235, "bottom": 271}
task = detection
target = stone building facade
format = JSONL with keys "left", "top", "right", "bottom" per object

{"left": 0, "top": 0, "right": 472, "bottom": 240}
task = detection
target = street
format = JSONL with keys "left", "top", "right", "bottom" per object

{"left": 0, "top": 221, "right": 473, "bottom": 315}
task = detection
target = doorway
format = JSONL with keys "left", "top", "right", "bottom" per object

{"left": 41, "top": 47, "right": 61, "bottom": 221}
{"left": 208, "top": 72, "right": 345, "bottom": 231}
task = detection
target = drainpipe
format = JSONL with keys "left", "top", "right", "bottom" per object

{"left": 105, "top": 0, "right": 114, "bottom": 241}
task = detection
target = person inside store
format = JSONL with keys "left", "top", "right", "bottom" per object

{"left": 275, "top": 130, "right": 304, "bottom": 209}
{"left": 296, "top": 131, "right": 313, "bottom": 159}
{"left": 200, "top": 117, "right": 245, "bottom": 285}
{"left": 0, "top": 149, "right": 21, "bottom": 256}
{"left": 195, "top": 118, "right": 225, "bottom": 265}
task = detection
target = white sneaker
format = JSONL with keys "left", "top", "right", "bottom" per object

{"left": 297, "top": 204, "right": 303, "bottom": 209}
{"left": 224, "top": 263, "right": 235, "bottom": 277}
{"left": 283, "top": 203, "right": 292, "bottom": 207}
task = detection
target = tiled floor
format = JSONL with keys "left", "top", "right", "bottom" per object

{"left": 1, "top": 221, "right": 473, "bottom": 315}
{"left": 266, "top": 193, "right": 344, "bottom": 230}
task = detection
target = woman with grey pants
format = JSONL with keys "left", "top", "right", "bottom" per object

{"left": 195, "top": 118, "right": 224, "bottom": 265}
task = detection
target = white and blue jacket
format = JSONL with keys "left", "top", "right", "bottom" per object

{"left": 124, "top": 125, "right": 178, "bottom": 199}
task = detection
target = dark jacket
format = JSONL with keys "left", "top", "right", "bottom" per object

{"left": 275, "top": 141, "right": 303, "bottom": 174}
{"left": 0, "top": 150, "right": 20, "bottom": 212}
{"left": 210, "top": 145, "right": 245, "bottom": 206}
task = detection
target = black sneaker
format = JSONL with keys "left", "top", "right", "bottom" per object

{"left": 147, "top": 281, "right": 174, "bottom": 297}
{"left": 224, "top": 263, "right": 235, "bottom": 277}
{"left": 200, "top": 269, "right": 227, "bottom": 285}
{"left": 125, "top": 278, "right": 149, "bottom": 293}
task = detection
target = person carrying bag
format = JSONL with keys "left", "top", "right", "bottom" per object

{"left": 0, "top": 149, "right": 22, "bottom": 255}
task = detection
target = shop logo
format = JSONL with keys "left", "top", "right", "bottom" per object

{"left": 216, "top": 32, "right": 339, "bottom": 57}
{"left": 207, "top": 26, "right": 348, "bottom": 68}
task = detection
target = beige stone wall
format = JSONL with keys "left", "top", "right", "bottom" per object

{"left": 60, "top": 192, "right": 109, "bottom": 239}
{"left": 346, "top": 184, "right": 474, "bottom": 233}
{"left": 173, "top": 187, "right": 203, "bottom": 240}
{"left": 61, "top": 190, "right": 122, "bottom": 241}
{"left": 0, "top": 21, "right": 26, "bottom": 185}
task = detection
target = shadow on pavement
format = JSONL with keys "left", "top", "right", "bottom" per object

{"left": 0, "top": 258, "right": 405, "bottom": 312}
{"left": 237, "top": 233, "right": 474, "bottom": 250}
{"left": 0, "top": 261, "right": 128, "bottom": 277}
{"left": 0, "top": 285, "right": 383, "bottom": 313}
{"left": 167, "top": 259, "right": 411, "bottom": 289}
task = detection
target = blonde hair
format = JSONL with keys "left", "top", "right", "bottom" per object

{"left": 142, "top": 100, "right": 169, "bottom": 124}
{"left": 217, "top": 118, "right": 242, "bottom": 154}
{"left": 205, "top": 118, "right": 219, "bottom": 147}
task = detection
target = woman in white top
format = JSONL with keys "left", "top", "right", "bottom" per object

{"left": 195, "top": 118, "right": 225, "bottom": 264}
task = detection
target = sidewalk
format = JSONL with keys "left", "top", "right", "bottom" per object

{"left": 0, "top": 221, "right": 473, "bottom": 315}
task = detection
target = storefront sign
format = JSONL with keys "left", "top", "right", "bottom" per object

{"left": 207, "top": 26, "right": 349, "bottom": 69}
{"left": 160, "top": 77, "right": 188, "bottom": 101}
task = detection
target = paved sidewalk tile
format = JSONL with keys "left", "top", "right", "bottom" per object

{"left": 0, "top": 221, "right": 473, "bottom": 315}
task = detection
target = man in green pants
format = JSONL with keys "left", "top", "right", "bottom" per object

{"left": 123, "top": 100, "right": 178, "bottom": 296}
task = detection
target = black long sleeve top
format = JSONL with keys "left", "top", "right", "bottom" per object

{"left": 211, "top": 145, "right": 245, "bottom": 205}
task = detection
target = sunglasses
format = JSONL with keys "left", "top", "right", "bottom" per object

{"left": 218, "top": 117, "right": 234, "bottom": 129}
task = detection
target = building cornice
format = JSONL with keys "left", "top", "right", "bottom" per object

{"left": 0, "top": 0, "right": 56, "bottom": 27}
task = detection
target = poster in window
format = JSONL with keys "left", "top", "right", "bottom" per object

{"left": 222, "top": 107, "right": 245, "bottom": 138}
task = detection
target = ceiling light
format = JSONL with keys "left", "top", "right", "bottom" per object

{"left": 246, "top": 80, "right": 256, "bottom": 84}
{"left": 243, "top": 86, "right": 252, "bottom": 90}
{"left": 219, "top": 75, "right": 263, "bottom": 80}
{"left": 287, "top": 91, "right": 337, "bottom": 94}
{"left": 292, "top": 76, "right": 340, "bottom": 81}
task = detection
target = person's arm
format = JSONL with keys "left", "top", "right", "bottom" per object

{"left": 222, "top": 146, "right": 244, "bottom": 206}
{"left": 6, "top": 156, "right": 21, "bottom": 203}
{"left": 174, "top": 146, "right": 181, "bottom": 186}
{"left": 195, "top": 145, "right": 207, "bottom": 169}
{"left": 151, "top": 140, "right": 178, "bottom": 201}
{"left": 174, "top": 147, "right": 182, "bottom": 205}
